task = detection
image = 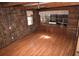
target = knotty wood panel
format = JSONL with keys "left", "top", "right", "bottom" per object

{"left": 33, "top": 10, "right": 40, "bottom": 30}
{"left": 0, "top": 8, "right": 38, "bottom": 48}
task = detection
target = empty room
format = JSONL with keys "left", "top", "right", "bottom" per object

{"left": 0, "top": 2, "right": 79, "bottom": 56}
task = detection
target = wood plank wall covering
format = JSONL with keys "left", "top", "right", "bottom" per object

{"left": 33, "top": 10, "right": 40, "bottom": 30}
{"left": 0, "top": 8, "right": 38, "bottom": 48}
{"left": 38, "top": 7, "right": 78, "bottom": 35}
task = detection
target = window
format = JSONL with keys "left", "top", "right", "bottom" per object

{"left": 26, "top": 11, "right": 33, "bottom": 26}
{"left": 39, "top": 10, "right": 69, "bottom": 26}
{"left": 49, "top": 14, "right": 57, "bottom": 24}
{"left": 56, "top": 14, "right": 68, "bottom": 26}
{"left": 27, "top": 16, "right": 33, "bottom": 26}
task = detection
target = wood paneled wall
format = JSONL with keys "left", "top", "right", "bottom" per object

{"left": 0, "top": 8, "right": 38, "bottom": 48}
{"left": 38, "top": 7, "right": 78, "bottom": 35}
{"left": 33, "top": 10, "right": 40, "bottom": 30}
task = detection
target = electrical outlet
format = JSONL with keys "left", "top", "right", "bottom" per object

{"left": 9, "top": 26, "right": 12, "bottom": 30}
{"left": 11, "top": 36, "right": 14, "bottom": 39}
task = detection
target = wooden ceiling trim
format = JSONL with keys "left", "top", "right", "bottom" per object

{"left": 1, "top": 2, "right": 79, "bottom": 10}
{"left": 0, "top": 2, "right": 37, "bottom": 7}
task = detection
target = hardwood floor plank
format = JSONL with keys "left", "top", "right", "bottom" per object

{"left": 0, "top": 29, "right": 76, "bottom": 56}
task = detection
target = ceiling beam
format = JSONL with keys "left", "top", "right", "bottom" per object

{"left": 1, "top": 2, "right": 79, "bottom": 10}
{"left": 0, "top": 2, "right": 37, "bottom": 7}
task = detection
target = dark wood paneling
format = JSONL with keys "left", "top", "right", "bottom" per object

{"left": 38, "top": 6, "right": 78, "bottom": 34}
{"left": 0, "top": 8, "right": 38, "bottom": 48}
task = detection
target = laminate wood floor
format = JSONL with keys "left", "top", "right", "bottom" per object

{"left": 0, "top": 29, "right": 76, "bottom": 56}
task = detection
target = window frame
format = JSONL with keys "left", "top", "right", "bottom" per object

{"left": 27, "top": 15, "right": 33, "bottom": 26}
